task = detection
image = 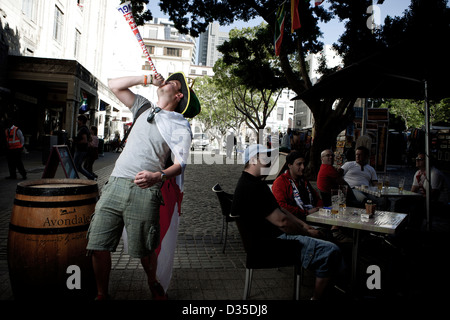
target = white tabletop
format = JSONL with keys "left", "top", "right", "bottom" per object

{"left": 306, "top": 207, "right": 408, "bottom": 235}
{"left": 354, "top": 186, "right": 421, "bottom": 198}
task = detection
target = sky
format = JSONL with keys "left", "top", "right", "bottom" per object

{"left": 146, "top": 0, "right": 412, "bottom": 45}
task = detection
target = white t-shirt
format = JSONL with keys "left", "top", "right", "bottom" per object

{"left": 111, "top": 95, "right": 171, "bottom": 179}
{"left": 412, "top": 167, "right": 444, "bottom": 191}
{"left": 341, "top": 161, "right": 378, "bottom": 188}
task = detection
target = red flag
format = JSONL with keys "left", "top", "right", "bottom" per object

{"left": 156, "top": 177, "right": 183, "bottom": 292}
{"left": 291, "top": 0, "right": 301, "bottom": 33}
{"left": 274, "top": 3, "right": 286, "bottom": 56}
{"left": 315, "top": 0, "right": 324, "bottom": 6}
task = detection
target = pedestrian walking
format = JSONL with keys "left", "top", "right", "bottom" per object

{"left": 73, "top": 115, "right": 96, "bottom": 180}
{"left": 4, "top": 118, "right": 27, "bottom": 180}
{"left": 226, "top": 132, "right": 236, "bottom": 159}
{"left": 83, "top": 126, "right": 99, "bottom": 179}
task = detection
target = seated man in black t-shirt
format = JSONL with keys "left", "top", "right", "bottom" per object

{"left": 231, "top": 144, "right": 344, "bottom": 300}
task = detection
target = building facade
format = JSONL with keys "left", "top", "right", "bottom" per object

{"left": 293, "top": 45, "right": 344, "bottom": 131}
{"left": 265, "top": 89, "right": 296, "bottom": 134}
{"left": 0, "top": 0, "right": 344, "bottom": 157}
{"left": 197, "top": 22, "right": 229, "bottom": 67}
{"left": 0, "top": 0, "right": 128, "bottom": 155}
{"left": 0, "top": 1, "right": 200, "bottom": 156}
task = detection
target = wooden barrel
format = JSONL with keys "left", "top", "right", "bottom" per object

{"left": 7, "top": 179, "right": 98, "bottom": 300}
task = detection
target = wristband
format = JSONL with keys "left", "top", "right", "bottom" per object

{"left": 160, "top": 171, "right": 167, "bottom": 182}
{"left": 143, "top": 75, "right": 149, "bottom": 87}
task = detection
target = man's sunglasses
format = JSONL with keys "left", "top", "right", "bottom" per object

{"left": 147, "top": 107, "right": 161, "bottom": 123}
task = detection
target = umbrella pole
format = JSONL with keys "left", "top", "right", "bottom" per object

{"left": 424, "top": 80, "right": 431, "bottom": 232}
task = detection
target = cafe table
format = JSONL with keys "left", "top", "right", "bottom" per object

{"left": 354, "top": 185, "right": 421, "bottom": 211}
{"left": 306, "top": 207, "right": 407, "bottom": 293}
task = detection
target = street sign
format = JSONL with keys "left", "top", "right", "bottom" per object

{"left": 42, "top": 145, "right": 79, "bottom": 179}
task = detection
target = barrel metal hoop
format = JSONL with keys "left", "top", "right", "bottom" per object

{"left": 13, "top": 197, "right": 97, "bottom": 208}
{"left": 9, "top": 223, "right": 89, "bottom": 235}
{"left": 15, "top": 184, "right": 98, "bottom": 197}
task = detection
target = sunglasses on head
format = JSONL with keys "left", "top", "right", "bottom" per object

{"left": 147, "top": 106, "right": 161, "bottom": 123}
{"left": 416, "top": 157, "right": 424, "bottom": 161}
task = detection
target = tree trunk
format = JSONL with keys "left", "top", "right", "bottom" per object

{"left": 303, "top": 97, "right": 357, "bottom": 180}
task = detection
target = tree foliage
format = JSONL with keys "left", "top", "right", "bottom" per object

{"left": 214, "top": 53, "right": 281, "bottom": 138}
{"left": 194, "top": 75, "right": 245, "bottom": 138}
{"left": 150, "top": 0, "right": 385, "bottom": 175}
{"left": 381, "top": 99, "right": 450, "bottom": 129}
{"left": 133, "top": 0, "right": 449, "bottom": 175}
{"left": 119, "top": 0, "right": 152, "bottom": 25}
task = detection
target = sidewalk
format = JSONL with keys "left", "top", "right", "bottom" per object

{"left": 0, "top": 150, "right": 308, "bottom": 301}
{"left": 0, "top": 149, "right": 449, "bottom": 301}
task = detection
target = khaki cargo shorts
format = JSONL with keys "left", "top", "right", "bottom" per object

{"left": 87, "top": 176, "right": 162, "bottom": 258}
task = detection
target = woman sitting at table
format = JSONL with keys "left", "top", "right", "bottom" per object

{"left": 272, "top": 151, "right": 322, "bottom": 221}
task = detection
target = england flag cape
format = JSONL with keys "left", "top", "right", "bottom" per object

{"left": 122, "top": 110, "right": 192, "bottom": 293}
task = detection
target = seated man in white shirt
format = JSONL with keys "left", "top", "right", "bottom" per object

{"left": 339, "top": 146, "right": 378, "bottom": 204}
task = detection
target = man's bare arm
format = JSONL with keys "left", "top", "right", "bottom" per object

{"left": 266, "top": 207, "right": 322, "bottom": 238}
{"left": 108, "top": 74, "right": 165, "bottom": 109}
{"left": 134, "top": 156, "right": 182, "bottom": 189}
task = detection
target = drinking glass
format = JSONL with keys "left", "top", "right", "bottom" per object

{"left": 383, "top": 174, "right": 390, "bottom": 192}
{"left": 339, "top": 185, "right": 347, "bottom": 213}
{"left": 398, "top": 176, "right": 405, "bottom": 194}
{"left": 377, "top": 180, "right": 383, "bottom": 195}
{"left": 331, "top": 189, "right": 339, "bottom": 215}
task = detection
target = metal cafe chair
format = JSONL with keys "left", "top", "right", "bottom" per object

{"left": 211, "top": 183, "right": 235, "bottom": 253}
{"left": 234, "top": 217, "right": 303, "bottom": 300}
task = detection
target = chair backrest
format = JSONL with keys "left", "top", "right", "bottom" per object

{"left": 212, "top": 183, "right": 234, "bottom": 219}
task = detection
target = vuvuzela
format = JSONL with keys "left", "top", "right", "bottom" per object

{"left": 117, "top": 1, "right": 160, "bottom": 78}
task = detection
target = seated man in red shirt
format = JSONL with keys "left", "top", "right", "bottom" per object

{"left": 272, "top": 151, "right": 322, "bottom": 221}
{"left": 317, "top": 149, "right": 345, "bottom": 206}
{"left": 317, "top": 149, "right": 358, "bottom": 207}
{"left": 316, "top": 149, "right": 355, "bottom": 243}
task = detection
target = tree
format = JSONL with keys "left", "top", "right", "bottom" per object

{"left": 152, "top": 0, "right": 384, "bottom": 176}
{"left": 119, "top": 0, "right": 153, "bottom": 25}
{"left": 214, "top": 25, "right": 287, "bottom": 142}
{"left": 194, "top": 75, "right": 246, "bottom": 146}
{"left": 139, "top": 0, "right": 449, "bottom": 176}
{"left": 381, "top": 99, "right": 450, "bottom": 129}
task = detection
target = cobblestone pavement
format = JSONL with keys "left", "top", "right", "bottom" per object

{"left": 0, "top": 151, "right": 307, "bottom": 301}
{"left": 1, "top": 150, "right": 449, "bottom": 302}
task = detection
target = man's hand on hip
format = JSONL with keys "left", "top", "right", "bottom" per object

{"left": 134, "top": 170, "right": 161, "bottom": 189}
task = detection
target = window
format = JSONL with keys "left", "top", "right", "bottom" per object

{"left": 277, "top": 107, "right": 284, "bottom": 121}
{"left": 164, "top": 47, "right": 181, "bottom": 57}
{"left": 148, "top": 29, "right": 157, "bottom": 38}
{"left": 74, "top": 29, "right": 81, "bottom": 59}
{"left": 142, "top": 61, "right": 152, "bottom": 71}
{"left": 145, "top": 45, "right": 155, "bottom": 54}
{"left": 53, "top": 6, "right": 64, "bottom": 43}
{"left": 22, "top": 0, "right": 35, "bottom": 20}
